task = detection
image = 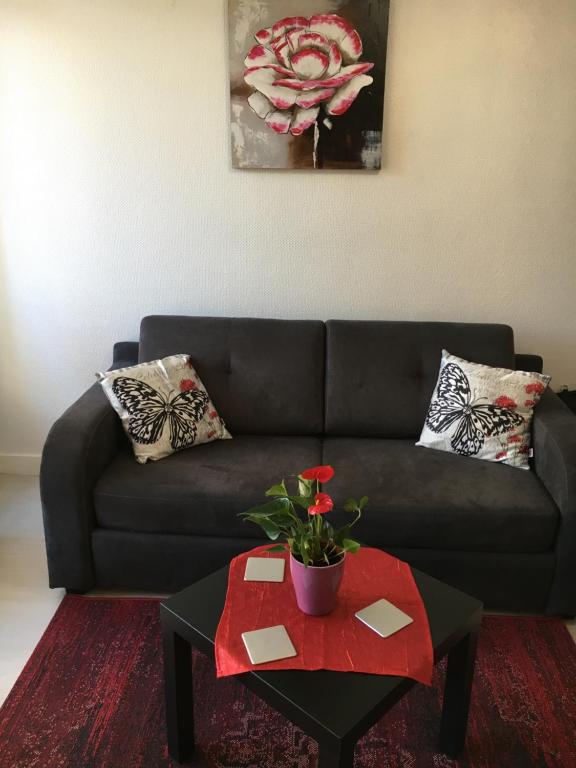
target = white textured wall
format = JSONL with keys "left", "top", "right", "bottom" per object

{"left": 1, "top": 0, "right": 575, "bottom": 461}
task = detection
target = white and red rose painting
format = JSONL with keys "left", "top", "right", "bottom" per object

{"left": 229, "top": 1, "right": 388, "bottom": 169}
{"left": 244, "top": 14, "right": 374, "bottom": 135}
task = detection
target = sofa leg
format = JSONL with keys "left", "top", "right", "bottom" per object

{"left": 66, "top": 588, "right": 87, "bottom": 595}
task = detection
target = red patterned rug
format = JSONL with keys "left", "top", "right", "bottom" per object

{"left": 0, "top": 596, "right": 575, "bottom": 768}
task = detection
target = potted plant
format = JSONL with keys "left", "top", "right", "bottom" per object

{"left": 239, "top": 465, "right": 367, "bottom": 616}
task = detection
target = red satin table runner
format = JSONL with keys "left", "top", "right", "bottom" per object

{"left": 215, "top": 545, "right": 433, "bottom": 684}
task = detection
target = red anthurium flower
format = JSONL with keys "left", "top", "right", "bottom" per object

{"left": 308, "top": 492, "right": 334, "bottom": 515}
{"left": 300, "top": 465, "right": 335, "bottom": 483}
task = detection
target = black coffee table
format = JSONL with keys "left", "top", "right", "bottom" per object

{"left": 160, "top": 563, "right": 482, "bottom": 767}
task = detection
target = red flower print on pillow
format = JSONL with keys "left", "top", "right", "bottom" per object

{"left": 525, "top": 382, "right": 546, "bottom": 395}
{"left": 179, "top": 379, "right": 197, "bottom": 392}
{"left": 507, "top": 434, "right": 523, "bottom": 444}
{"left": 494, "top": 395, "right": 517, "bottom": 409}
{"left": 525, "top": 399, "right": 536, "bottom": 408}
{"left": 209, "top": 410, "right": 218, "bottom": 419}
{"left": 495, "top": 450, "right": 508, "bottom": 460}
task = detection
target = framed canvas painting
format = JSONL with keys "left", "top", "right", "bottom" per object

{"left": 228, "top": 0, "right": 390, "bottom": 170}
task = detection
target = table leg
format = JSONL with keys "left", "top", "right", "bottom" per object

{"left": 438, "top": 625, "right": 479, "bottom": 758}
{"left": 318, "top": 737, "right": 355, "bottom": 768}
{"left": 163, "top": 625, "right": 194, "bottom": 763}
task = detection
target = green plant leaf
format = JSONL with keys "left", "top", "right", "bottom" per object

{"left": 265, "top": 481, "right": 287, "bottom": 497}
{"left": 240, "top": 497, "right": 291, "bottom": 519}
{"left": 300, "top": 535, "right": 311, "bottom": 566}
{"left": 257, "top": 518, "right": 281, "bottom": 540}
{"left": 341, "top": 538, "right": 361, "bottom": 553}
{"left": 239, "top": 497, "right": 300, "bottom": 541}
{"left": 287, "top": 494, "right": 312, "bottom": 511}
{"left": 266, "top": 544, "right": 286, "bottom": 553}
{"left": 298, "top": 477, "right": 313, "bottom": 497}
{"left": 343, "top": 498, "right": 357, "bottom": 513}
{"left": 359, "top": 496, "right": 369, "bottom": 510}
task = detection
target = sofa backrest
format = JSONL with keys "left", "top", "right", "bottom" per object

{"left": 325, "top": 320, "right": 515, "bottom": 438}
{"left": 139, "top": 316, "right": 325, "bottom": 435}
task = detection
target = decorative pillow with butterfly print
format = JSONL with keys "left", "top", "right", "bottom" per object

{"left": 98, "top": 354, "right": 231, "bottom": 464}
{"left": 416, "top": 350, "right": 550, "bottom": 470}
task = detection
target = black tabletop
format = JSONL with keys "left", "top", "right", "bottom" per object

{"left": 162, "top": 563, "right": 482, "bottom": 741}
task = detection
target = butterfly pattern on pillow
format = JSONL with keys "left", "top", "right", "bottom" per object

{"left": 112, "top": 376, "right": 209, "bottom": 450}
{"left": 425, "top": 363, "right": 524, "bottom": 456}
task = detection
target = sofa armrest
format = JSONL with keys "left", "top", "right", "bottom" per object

{"left": 533, "top": 388, "right": 576, "bottom": 614}
{"left": 111, "top": 340, "right": 139, "bottom": 369}
{"left": 40, "top": 382, "right": 124, "bottom": 590}
{"left": 515, "top": 353, "right": 543, "bottom": 373}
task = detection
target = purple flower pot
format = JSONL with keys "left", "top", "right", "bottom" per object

{"left": 289, "top": 553, "right": 346, "bottom": 616}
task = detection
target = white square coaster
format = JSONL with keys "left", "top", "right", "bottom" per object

{"left": 241, "top": 625, "right": 297, "bottom": 665}
{"left": 355, "top": 598, "right": 414, "bottom": 638}
{"left": 244, "top": 557, "right": 285, "bottom": 583}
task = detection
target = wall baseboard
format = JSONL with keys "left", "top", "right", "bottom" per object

{"left": 0, "top": 454, "right": 42, "bottom": 476}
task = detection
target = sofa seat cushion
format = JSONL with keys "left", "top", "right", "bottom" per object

{"left": 323, "top": 438, "right": 558, "bottom": 553}
{"left": 94, "top": 437, "right": 322, "bottom": 537}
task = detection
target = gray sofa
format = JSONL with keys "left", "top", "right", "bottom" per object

{"left": 41, "top": 316, "right": 576, "bottom": 615}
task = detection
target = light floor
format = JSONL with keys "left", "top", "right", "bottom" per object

{"left": 0, "top": 474, "right": 575, "bottom": 706}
